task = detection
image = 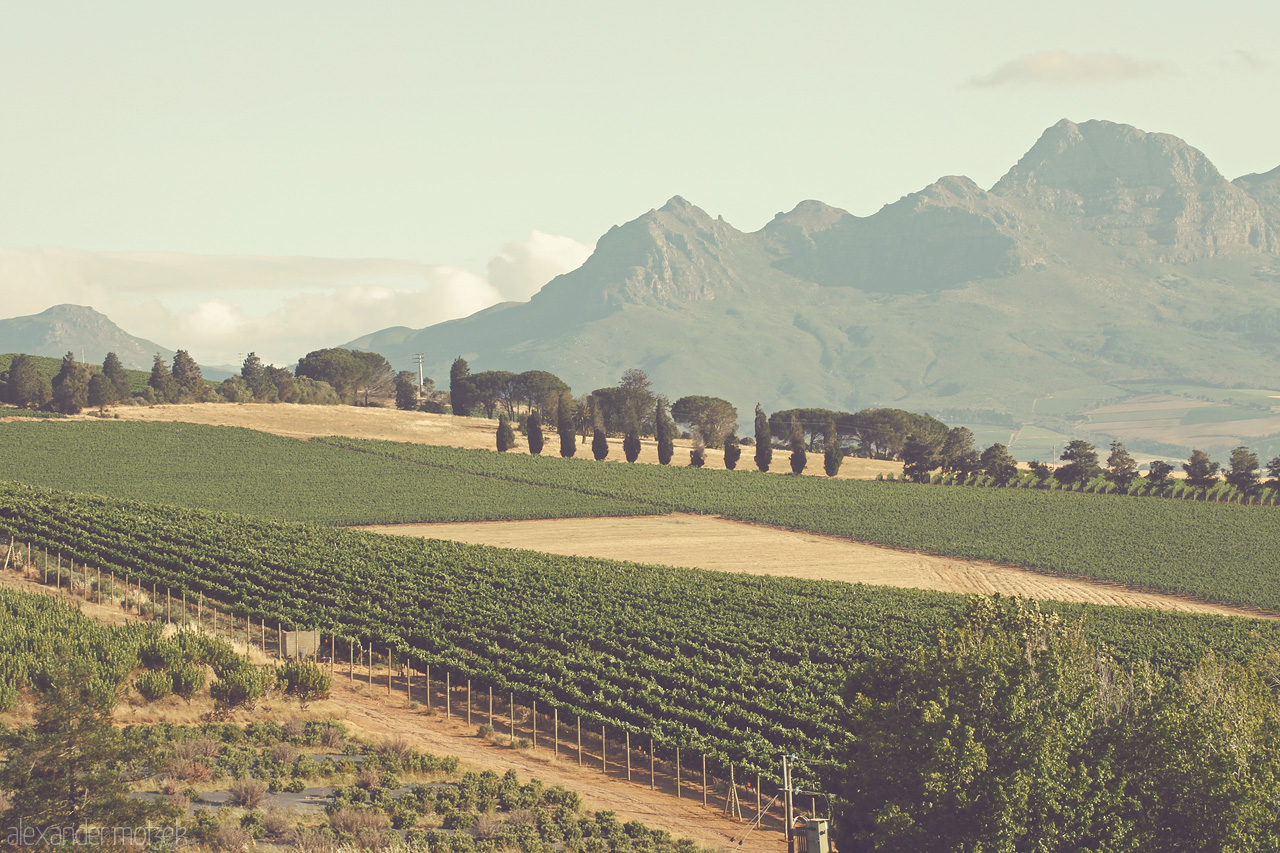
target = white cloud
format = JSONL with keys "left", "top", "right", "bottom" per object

{"left": 0, "top": 236, "right": 587, "bottom": 367}
{"left": 969, "top": 50, "right": 1173, "bottom": 87}
{"left": 486, "top": 231, "right": 592, "bottom": 302}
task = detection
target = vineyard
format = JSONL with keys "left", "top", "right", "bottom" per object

{"left": 316, "top": 436, "right": 1280, "bottom": 613}
{"left": 0, "top": 421, "right": 655, "bottom": 524}
{"left": 4, "top": 483, "right": 1280, "bottom": 788}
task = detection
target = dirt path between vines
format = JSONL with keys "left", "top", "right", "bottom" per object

{"left": 357, "top": 514, "right": 1279, "bottom": 620}
{"left": 0, "top": 566, "right": 783, "bottom": 853}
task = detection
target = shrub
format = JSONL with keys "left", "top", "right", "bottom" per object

{"left": 211, "top": 664, "right": 270, "bottom": 711}
{"left": 171, "top": 661, "right": 207, "bottom": 703}
{"left": 329, "top": 807, "right": 391, "bottom": 849}
{"left": 228, "top": 777, "right": 268, "bottom": 809}
{"left": 276, "top": 660, "right": 332, "bottom": 708}
{"left": 135, "top": 670, "right": 173, "bottom": 702}
{"left": 209, "top": 824, "right": 252, "bottom": 853}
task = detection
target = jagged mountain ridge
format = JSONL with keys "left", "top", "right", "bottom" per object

{"left": 0, "top": 304, "right": 175, "bottom": 371}
{"left": 347, "top": 118, "right": 1277, "bottom": 422}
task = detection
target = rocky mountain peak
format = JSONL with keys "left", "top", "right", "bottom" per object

{"left": 992, "top": 119, "right": 1271, "bottom": 259}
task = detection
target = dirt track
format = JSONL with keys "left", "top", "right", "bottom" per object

{"left": 358, "top": 514, "right": 1277, "bottom": 620}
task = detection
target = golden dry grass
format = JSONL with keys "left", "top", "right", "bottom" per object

{"left": 102, "top": 402, "right": 901, "bottom": 479}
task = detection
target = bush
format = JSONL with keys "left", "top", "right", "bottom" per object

{"left": 211, "top": 662, "right": 271, "bottom": 711}
{"left": 135, "top": 670, "right": 173, "bottom": 702}
{"left": 276, "top": 660, "right": 332, "bottom": 707}
{"left": 228, "top": 777, "right": 268, "bottom": 809}
{"left": 171, "top": 661, "right": 207, "bottom": 703}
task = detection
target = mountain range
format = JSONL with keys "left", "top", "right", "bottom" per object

{"left": 344, "top": 120, "right": 1280, "bottom": 438}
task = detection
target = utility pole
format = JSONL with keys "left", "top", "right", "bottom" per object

{"left": 413, "top": 354, "right": 426, "bottom": 391}
{"left": 783, "top": 754, "right": 795, "bottom": 853}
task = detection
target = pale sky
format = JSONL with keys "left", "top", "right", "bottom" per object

{"left": 1, "top": 1, "right": 1276, "bottom": 366}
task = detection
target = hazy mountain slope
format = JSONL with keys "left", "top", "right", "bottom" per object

{"left": 0, "top": 304, "right": 175, "bottom": 370}
{"left": 346, "top": 120, "right": 1280, "bottom": 428}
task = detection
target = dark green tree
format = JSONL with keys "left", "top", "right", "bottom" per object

{"left": 348, "top": 350, "right": 394, "bottom": 405}
{"left": 1055, "top": 440, "right": 1100, "bottom": 487}
{"left": 822, "top": 417, "right": 842, "bottom": 477}
{"left": 1267, "top": 457, "right": 1280, "bottom": 489}
{"left": 1225, "top": 446, "right": 1261, "bottom": 493}
{"left": 86, "top": 372, "right": 116, "bottom": 413}
{"left": 267, "top": 365, "right": 298, "bottom": 403}
{"left": 940, "top": 427, "right": 979, "bottom": 474}
{"left": 526, "top": 410, "right": 544, "bottom": 455}
{"left": 723, "top": 434, "right": 741, "bottom": 470}
{"left": 689, "top": 441, "right": 706, "bottom": 468}
{"left": 622, "top": 406, "right": 641, "bottom": 463}
{"left": 656, "top": 402, "right": 675, "bottom": 465}
{"left": 1183, "top": 449, "right": 1220, "bottom": 489}
{"left": 980, "top": 443, "right": 1019, "bottom": 486}
{"left": 1147, "top": 460, "right": 1174, "bottom": 484}
{"left": 592, "top": 428, "right": 609, "bottom": 461}
{"left": 789, "top": 415, "right": 807, "bottom": 474}
{"left": 171, "top": 349, "right": 204, "bottom": 400}
{"left": 496, "top": 415, "right": 515, "bottom": 451}
{"left": 52, "top": 352, "right": 90, "bottom": 414}
{"left": 146, "top": 353, "right": 178, "bottom": 404}
{"left": 241, "top": 351, "right": 270, "bottom": 400}
{"left": 828, "top": 596, "right": 1280, "bottom": 853}
{"left": 1105, "top": 439, "right": 1139, "bottom": 490}
{"left": 901, "top": 434, "right": 940, "bottom": 482}
{"left": 395, "top": 371, "right": 418, "bottom": 411}
{"left": 0, "top": 660, "right": 167, "bottom": 842}
{"left": 101, "top": 352, "right": 131, "bottom": 400}
{"left": 754, "top": 404, "right": 772, "bottom": 472}
{"left": 450, "top": 357, "right": 474, "bottom": 416}
{"left": 671, "top": 395, "right": 738, "bottom": 448}
{"left": 557, "top": 392, "right": 577, "bottom": 458}
{"left": 3, "top": 354, "right": 49, "bottom": 408}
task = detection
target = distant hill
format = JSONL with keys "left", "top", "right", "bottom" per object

{"left": 345, "top": 119, "right": 1280, "bottom": 459}
{"left": 0, "top": 352, "right": 151, "bottom": 395}
{"left": 0, "top": 304, "right": 174, "bottom": 371}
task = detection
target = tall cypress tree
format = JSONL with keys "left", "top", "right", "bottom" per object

{"left": 557, "top": 392, "right": 577, "bottom": 458}
{"left": 527, "top": 411, "right": 544, "bottom": 455}
{"left": 592, "top": 428, "right": 609, "bottom": 461}
{"left": 450, "top": 356, "right": 473, "bottom": 417}
{"left": 87, "top": 372, "right": 116, "bottom": 413}
{"left": 656, "top": 402, "right": 674, "bottom": 465}
{"left": 496, "top": 415, "right": 515, "bottom": 452}
{"left": 723, "top": 434, "right": 742, "bottom": 470}
{"left": 789, "top": 415, "right": 807, "bottom": 474}
{"left": 623, "top": 405, "right": 641, "bottom": 463}
{"left": 823, "top": 417, "right": 842, "bottom": 477}
{"left": 754, "top": 404, "right": 772, "bottom": 472}
{"left": 102, "top": 352, "right": 131, "bottom": 400}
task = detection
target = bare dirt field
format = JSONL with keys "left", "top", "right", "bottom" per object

{"left": 103, "top": 403, "right": 901, "bottom": 480}
{"left": 358, "top": 514, "right": 1277, "bottom": 620}
{"left": 0, "top": 569, "right": 781, "bottom": 853}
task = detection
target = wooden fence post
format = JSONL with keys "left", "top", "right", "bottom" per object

{"left": 407, "top": 658, "right": 413, "bottom": 702}
{"left": 446, "top": 672, "right": 451, "bottom": 720}
{"left": 349, "top": 639, "right": 354, "bottom": 681}
{"left": 626, "top": 731, "right": 631, "bottom": 781}
{"left": 387, "top": 648, "right": 393, "bottom": 696}
{"left": 554, "top": 708, "right": 559, "bottom": 757}
{"left": 703, "top": 755, "right": 708, "bottom": 807}
{"left": 602, "top": 725, "right": 607, "bottom": 773}
{"left": 489, "top": 685, "right": 493, "bottom": 725}
{"left": 467, "top": 681, "right": 472, "bottom": 726}
{"left": 650, "top": 739, "right": 655, "bottom": 790}
{"left": 577, "top": 717, "right": 582, "bottom": 766}
{"left": 532, "top": 701, "right": 537, "bottom": 749}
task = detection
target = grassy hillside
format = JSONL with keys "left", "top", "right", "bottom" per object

{"left": 0, "top": 352, "right": 151, "bottom": 394}
{"left": 0, "top": 421, "right": 655, "bottom": 524}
